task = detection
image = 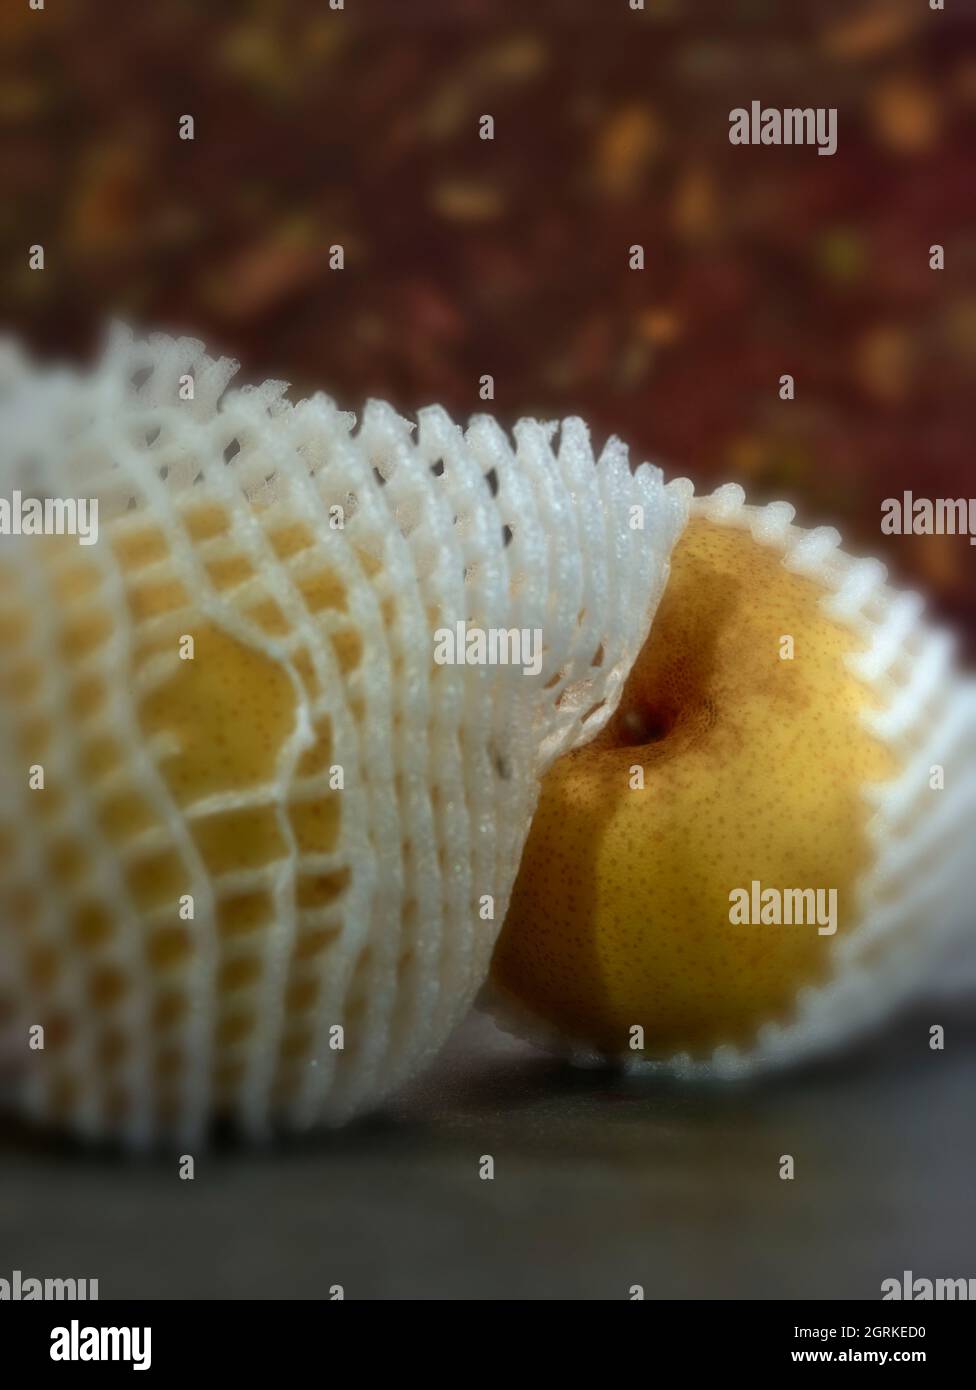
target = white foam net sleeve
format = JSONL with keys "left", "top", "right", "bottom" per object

{"left": 689, "top": 488, "right": 976, "bottom": 1076}
{"left": 0, "top": 325, "right": 689, "bottom": 1144}
{"left": 489, "top": 481, "right": 976, "bottom": 1078}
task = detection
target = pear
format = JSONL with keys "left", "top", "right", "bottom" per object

{"left": 490, "top": 485, "right": 976, "bottom": 1073}
{"left": 0, "top": 327, "right": 688, "bottom": 1141}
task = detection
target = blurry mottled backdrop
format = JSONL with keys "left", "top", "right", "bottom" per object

{"left": 2, "top": 0, "right": 974, "bottom": 650}
{"left": 2, "top": 0, "right": 976, "bottom": 1306}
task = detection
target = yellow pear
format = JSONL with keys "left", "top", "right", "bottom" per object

{"left": 491, "top": 485, "right": 975, "bottom": 1071}
{"left": 0, "top": 327, "right": 687, "bottom": 1141}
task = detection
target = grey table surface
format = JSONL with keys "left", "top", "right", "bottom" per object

{"left": 1, "top": 1007, "right": 973, "bottom": 1300}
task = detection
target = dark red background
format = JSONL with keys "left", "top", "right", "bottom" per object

{"left": 3, "top": 0, "right": 974, "bottom": 646}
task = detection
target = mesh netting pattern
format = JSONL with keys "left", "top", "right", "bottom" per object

{"left": 486, "top": 483, "right": 976, "bottom": 1076}
{"left": 0, "top": 326, "right": 689, "bottom": 1143}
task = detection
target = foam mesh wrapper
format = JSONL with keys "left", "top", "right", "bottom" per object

{"left": 488, "top": 482, "right": 976, "bottom": 1078}
{"left": 0, "top": 326, "right": 689, "bottom": 1143}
